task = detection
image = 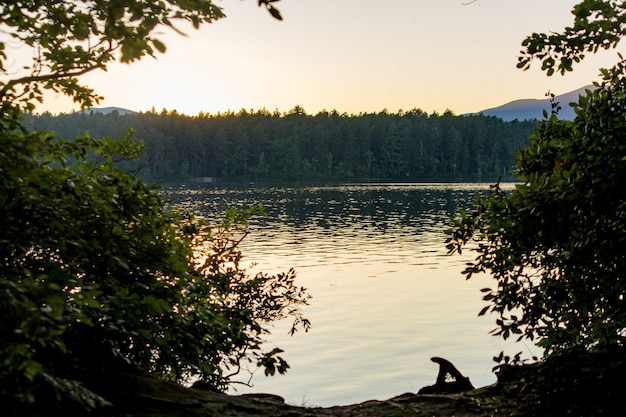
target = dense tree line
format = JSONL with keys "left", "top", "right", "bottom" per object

{"left": 26, "top": 108, "right": 538, "bottom": 183}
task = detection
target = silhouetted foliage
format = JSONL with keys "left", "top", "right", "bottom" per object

{"left": 448, "top": 74, "right": 626, "bottom": 354}
{"left": 1, "top": 1, "right": 311, "bottom": 416}
{"left": 448, "top": 3, "right": 626, "bottom": 414}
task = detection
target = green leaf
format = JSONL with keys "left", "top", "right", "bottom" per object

{"left": 152, "top": 38, "right": 166, "bottom": 53}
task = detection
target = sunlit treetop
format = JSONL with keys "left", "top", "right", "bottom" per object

{"left": 0, "top": 0, "right": 282, "bottom": 112}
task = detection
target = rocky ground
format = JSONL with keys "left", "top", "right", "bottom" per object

{"left": 98, "top": 374, "right": 522, "bottom": 417}
{"left": 54, "top": 349, "right": 626, "bottom": 417}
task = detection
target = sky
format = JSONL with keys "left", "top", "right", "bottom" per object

{"left": 29, "top": 0, "right": 626, "bottom": 115}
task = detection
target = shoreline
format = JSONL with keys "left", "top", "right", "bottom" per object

{"left": 92, "top": 374, "right": 516, "bottom": 417}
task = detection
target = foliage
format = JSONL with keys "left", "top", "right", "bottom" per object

{"left": 27, "top": 108, "right": 537, "bottom": 183}
{"left": 496, "top": 346, "right": 626, "bottom": 416}
{"left": 518, "top": 0, "right": 626, "bottom": 76}
{"left": 0, "top": 0, "right": 281, "bottom": 112}
{"left": 448, "top": 0, "right": 626, "bottom": 358}
{"left": 1, "top": 1, "right": 310, "bottom": 415}
{"left": 0, "top": 107, "right": 309, "bottom": 414}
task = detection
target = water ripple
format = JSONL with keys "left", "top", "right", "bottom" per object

{"left": 161, "top": 182, "right": 536, "bottom": 407}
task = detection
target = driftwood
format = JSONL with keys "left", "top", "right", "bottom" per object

{"left": 417, "top": 357, "right": 475, "bottom": 394}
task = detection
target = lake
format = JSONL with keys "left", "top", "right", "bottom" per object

{"left": 162, "top": 182, "right": 540, "bottom": 407}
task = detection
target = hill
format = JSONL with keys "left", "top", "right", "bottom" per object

{"left": 80, "top": 106, "right": 137, "bottom": 116}
{"left": 477, "top": 86, "right": 595, "bottom": 121}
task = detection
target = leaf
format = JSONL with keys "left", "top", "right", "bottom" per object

{"left": 152, "top": 38, "right": 166, "bottom": 53}
{"left": 112, "top": 256, "right": 129, "bottom": 270}
{"left": 267, "top": 5, "right": 283, "bottom": 20}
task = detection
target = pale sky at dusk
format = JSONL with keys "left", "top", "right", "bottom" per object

{"left": 34, "top": 0, "right": 626, "bottom": 115}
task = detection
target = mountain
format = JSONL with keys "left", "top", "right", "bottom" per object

{"left": 80, "top": 106, "right": 136, "bottom": 116}
{"left": 477, "top": 85, "right": 595, "bottom": 121}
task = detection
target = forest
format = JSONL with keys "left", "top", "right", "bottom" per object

{"left": 25, "top": 107, "right": 538, "bottom": 183}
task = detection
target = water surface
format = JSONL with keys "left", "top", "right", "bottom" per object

{"left": 163, "top": 182, "right": 538, "bottom": 407}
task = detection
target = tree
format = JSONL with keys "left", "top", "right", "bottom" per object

{"left": 447, "top": 0, "right": 626, "bottom": 357}
{"left": 0, "top": 0, "right": 281, "bottom": 112}
{"left": 517, "top": 0, "right": 626, "bottom": 76}
{"left": 446, "top": 4, "right": 626, "bottom": 413}
{"left": 0, "top": 1, "right": 311, "bottom": 415}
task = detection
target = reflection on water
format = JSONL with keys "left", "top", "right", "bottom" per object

{"left": 162, "top": 183, "right": 536, "bottom": 407}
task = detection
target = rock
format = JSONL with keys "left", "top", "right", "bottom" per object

{"left": 240, "top": 393, "right": 285, "bottom": 403}
{"left": 87, "top": 373, "right": 519, "bottom": 417}
{"left": 417, "top": 357, "right": 475, "bottom": 395}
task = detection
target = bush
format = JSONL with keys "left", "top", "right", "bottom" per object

{"left": 0, "top": 109, "right": 309, "bottom": 414}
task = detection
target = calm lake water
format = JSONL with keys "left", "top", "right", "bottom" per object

{"left": 162, "top": 182, "right": 540, "bottom": 407}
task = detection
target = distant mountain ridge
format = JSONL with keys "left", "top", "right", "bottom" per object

{"left": 80, "top": 106, "right": 136, "bottom": 116}
{"left": 477, "top": 85, "right": 595, "bottom": 121}
{"left": 79, "top": 89, "right": 595, "bottom": 121}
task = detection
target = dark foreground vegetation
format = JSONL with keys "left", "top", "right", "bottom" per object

{"left": 25, "top": 108, "right": 537, "bottom": 183}
{"left": 18, "top": 348, "right": 626, "bottom": 417}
